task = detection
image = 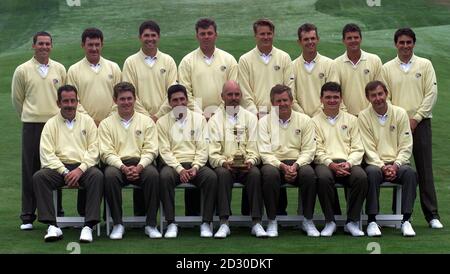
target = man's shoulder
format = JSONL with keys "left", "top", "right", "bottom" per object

{"left": 49, "top": 59, "right": 66, "bottom": 70}
{"left": 238, "top": 47, "right": 256, "bottom": 62}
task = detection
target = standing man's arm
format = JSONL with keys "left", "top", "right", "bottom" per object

{"left": 155, "top": 57, "right": 178, "bottom": 119}
{"left": 238, "top": 57, "right": 258, "bottom": 115}
{"left": 122, "top": 58, "right": 149, "bottom": 116}
{"left": 414, "top": 61, "right": 438, "bottom": 124}
{"left": 178, "top": 56, "right": 202, "bottom": 113}
{"left": 11, "top": 67, "right": 25, "bottom": 117}
{"left": 66, "top": 66, "right": 89, "bottom": 116}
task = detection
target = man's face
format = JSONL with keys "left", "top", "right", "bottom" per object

{"left": 222, "top": 86, "right": 241, "bottom": 107}
{"left": 255, "top": 25, "right": 274, "bottom": 49}
{"left": 33, "top": 35, "right": 52, "bottom": 60}
{"left": 57, "top": 90, "right": 78, "bottom": 120}
{"left": 114, "top": 91, "right": 135, "bottom": 116}
{"left": 82, "top": 37, "right": 103, "bottom": 62}
{"left": 395, "top": 35, "right": 415, "bottom": 58}
{"left": 140, "top": 28, "right": 160, "bottom": 52}
{"left": 196, "top": 25, "right": 217, "bottom": 50}
{"left": 299, "top": 30, "right": 319, "bottom": 54}
{"left": 366, "top": 85, "right": 388, "bottom": 112}
{"left": 272, "top": 91, "right": 292, "bottom": 117}
{"left": 321, "top": 90, "right": 341, "bottom": 112}
{"left": 343, "top": 31, "right": 361, "bottom": 52}
{"left": 169, "top": 91, "right": 188, "bottom": 109}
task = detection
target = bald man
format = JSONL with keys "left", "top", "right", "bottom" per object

{"left": 208, "top": 80, "right": 267, "bottom": 238}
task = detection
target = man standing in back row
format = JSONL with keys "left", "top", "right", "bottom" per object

{"left": 331, "top": 23, "right": 382, "bottom": 116}
{"left": 122, "top": 20, "right": 178, "bottom": 216}
{"left": 12, "top": 31, "right": 66, "bottom": 230}
{"left": 178, "top": 18, "right": 238, "bottom": 216}
{"left": 382, "top": 28, "right": 442, "bottom": 229}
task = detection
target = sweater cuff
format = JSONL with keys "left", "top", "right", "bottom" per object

{"left": 324, "top": 159, "right": 333, "bottom": 167}
{"left": 413, "top": 113, "right": 423, "bottom": 123}
{"left": 78, "top": 163, "right": 87, "bottom": 173}
{"left": 175, "top": 165, "right": 185, "bottom": 174}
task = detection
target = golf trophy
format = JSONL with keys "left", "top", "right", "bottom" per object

{"left": 231, "top": 125, "right": 247, "bottom": 169}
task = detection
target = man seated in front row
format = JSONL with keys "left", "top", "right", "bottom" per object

{"left": 209, "top": 80, "right": 267, "bottom": 238}
{"left": 358, "top": 80, "right": 418, "bottom": 237}
{"left": 313, "top": 82, "right": 367, "bottom": 237}
{"left": 99, "top": 82, "right": 161, "bottom": 240}
{"left": 158, "top": 84, "right": 217, "bottom": 238}
{"left": 257, "top": 84, "right": 318, "bottom": 237}
{"left": 33, "top": 84, "right": 103, "bottom": 243}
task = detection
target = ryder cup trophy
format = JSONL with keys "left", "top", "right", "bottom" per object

{"left": 231, "top": 125, "right": 247, "bottom": 169}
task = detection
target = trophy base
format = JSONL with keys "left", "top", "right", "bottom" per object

{"left": 231, "top": 163, "right": 247, "bottom": 169}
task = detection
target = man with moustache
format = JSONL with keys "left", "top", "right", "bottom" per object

{"left": 33, "top": 85, "right": 103, "bottom": 243}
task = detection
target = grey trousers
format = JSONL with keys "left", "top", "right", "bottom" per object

{"left": 160, "top": 163, "right": 217, "bottom": 223}
{"left": 104, "top": 159, "right": 160, "bottom": 226}
{"left": 215, "top": 166, "right": 263, "bottom": 220}
{"left": 261, "top": 160, "right": 316, "bottom": 220}
{"left": 315, "top": 164, "right": 368, "bottom": 222}
{"left": 33, "top": 165, "right": 103, "bottom": 225}
{"left": 21, "top": 123, "right": 63, "bottom": 224}
{"left": 413, "top": 119, "right": 440, "bottom": 221}
{"left": 365, "top": 164, "right": 417, "bottom": 215}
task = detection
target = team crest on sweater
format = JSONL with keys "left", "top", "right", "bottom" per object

{"left": 53, "top": 79, "right": 59, "bottom": 85}
{"left": 363, "top": 69, "right": 370, "bottom": 75}
{"left": 318, "top": 72, "right": 325, "bottom": 79}
{"left": 220, "top": 65, "right": 227, "bottom": 71}
{"left": 81, "top": 129, "right": 86, "bottom": 136}
{"left": 390, "top": 125, "right": 396, "bottom": 131}
{"left": 274, "top": 65, "right": 280, "bottom": 71}
{"left": 341, "top": 125, "right": 348, "bottom": 130}
{"left": 295, "top": 129, "right": 301, "bottom": 135}
{"left": 136, "top": 130, "right": 142, "bottom": 136}
{"left": 108, "top": 74, "right": 113, "bottom": 79}
{"left": 415, "top": 73, "right": 422, "bottom": 78}
{"left": 160, "top": 68, "right": 166, "bottom": 74}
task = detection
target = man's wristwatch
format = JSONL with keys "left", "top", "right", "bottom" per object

{"left": 62, "top": 168, "right": 70, "bottom": 176}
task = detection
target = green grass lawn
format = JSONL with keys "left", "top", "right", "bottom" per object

{"left": 0, "top": 0, "right": 449, "bottom": 254}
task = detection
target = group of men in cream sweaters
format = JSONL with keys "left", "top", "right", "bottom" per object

{"left": 11, "top": 17, "right": 442, "bottom": 243}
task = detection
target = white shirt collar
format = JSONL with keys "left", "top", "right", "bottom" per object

{"left": 90, "top": 62, "right": 101, "bottom": 73}
{"left": 120, "top": 117, "right": 133, "bottom": 129}
{"left": 376, "top": 112, "right": 388, "bottom": 125}
{"left": 303, "top": 60, "right": 316, "bottom": 73}
{"left": 260, "top": 52, "right": 272, "bottom": 64}
{"left": 64, "top": 118, "right": 76, "bottom": 129}
{"left": 144, "top": 55, "right": 157, "bottom": 67}
{"left": 37, "top": 63, "right": 49, "bottom": 77}
{"left": 278, "top": 118, "right": 291, "bottom": 128}
{"left": 326, "top": 114, "right": 338, "bottom": 125}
